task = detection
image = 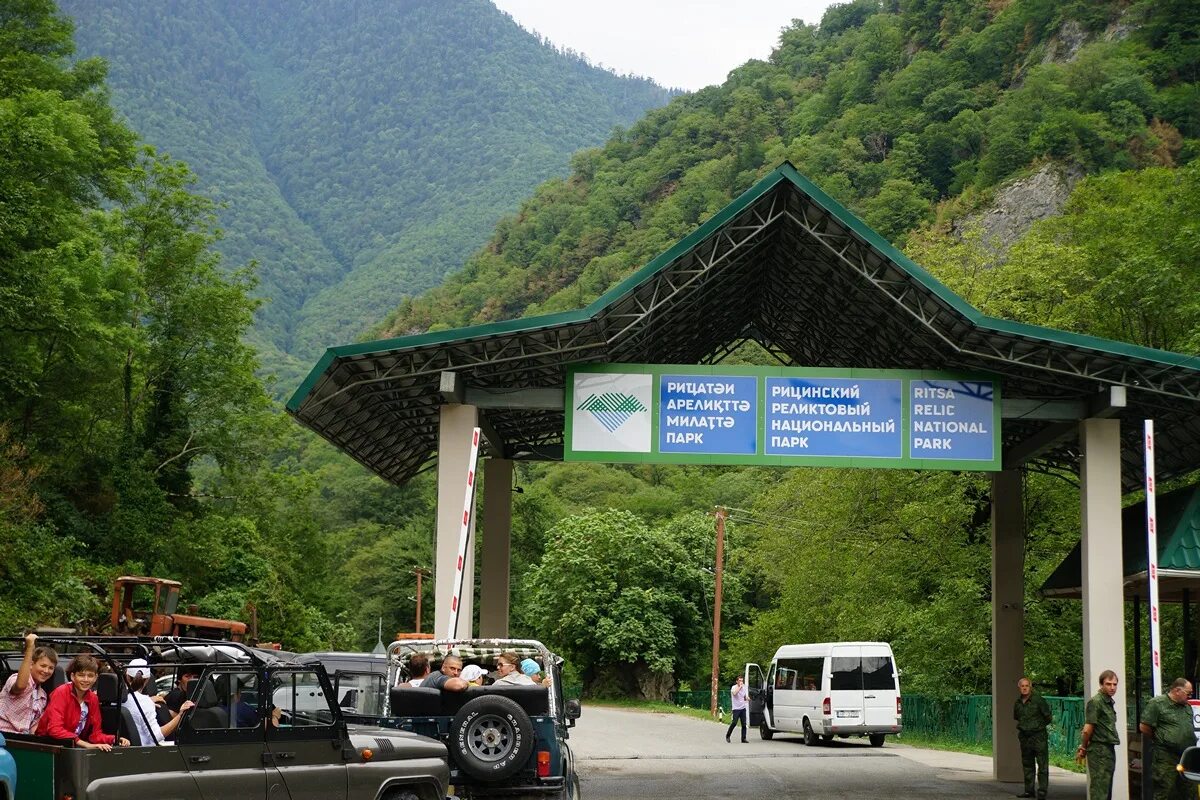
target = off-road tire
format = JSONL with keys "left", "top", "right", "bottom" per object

{"left": 449, "top": 694, "right": 535, "bottom": 782}
{"left": 381, "top": 790, "right": 421, "bottom": 800}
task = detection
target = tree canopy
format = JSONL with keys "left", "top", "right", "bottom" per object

{"left": 5, "top": 0, "right": 1200, "bottom": 700}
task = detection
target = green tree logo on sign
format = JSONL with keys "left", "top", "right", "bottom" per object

{"left": 576, "top": 392, "right": 648, "bottom": 433}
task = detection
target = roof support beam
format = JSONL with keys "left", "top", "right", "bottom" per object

{"left": 1001, "top": 399, "right": 1086, "bottom": 420}
{"left": 439, "top": 371, "right": 464, "bottom": 404}
{"left": 1003, "top": 386, "right": 1127, "bottom": 468}
{"left": 477, "top": 413, "right": 507, "bottom": 459}
{"left": 440, "top": 372, "right": 509, "bottom": 456}
{"left": 465, "top": 386, "right": 564, "bottom": 411}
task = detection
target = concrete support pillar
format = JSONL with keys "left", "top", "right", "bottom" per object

{"left": 1080, "top": 417, "right": 1128, "bottom": 800}
{"left": 435, "top": 404, "right": 478, "bottom": 639}
{"left": 991, "top": 469, "right": 1025, "bottom": 783}
{"left": 479, "top": 458, "right": 513, "bottom": 638}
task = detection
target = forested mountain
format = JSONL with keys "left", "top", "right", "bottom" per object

{"left": 58, "top": 0, "right": 673, "bottom": 380}
{"left": 5, "top": 0, "right": 1200, "bottom": 698}
{"left": 373, "top": 0, "right": 1200, "bottom": 696}
{"left": 378, "top": 0, "right": 1198, "bottom": 339}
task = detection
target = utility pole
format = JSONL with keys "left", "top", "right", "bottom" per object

{"left": 414, "top": 567, "right": 428, "bottom": 633}
{"left": 710, "top": 507, "right": 727, "bottom": 717}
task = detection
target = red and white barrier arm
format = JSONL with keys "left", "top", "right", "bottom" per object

{"left": 1146, "top": 420, "right": 1162, "bottom": 697}
{"left": 444, "top": 427, "right": 482, "bottom": 639}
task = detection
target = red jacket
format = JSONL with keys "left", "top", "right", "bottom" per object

{"left": 36, "top": 682, "right": 114, "bottom": 745}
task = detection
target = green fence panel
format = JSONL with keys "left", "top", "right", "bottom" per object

{"left": 902, "top": 694, "right": 1084, "bottom": 759}
{"left": 672, "top": 689, "right": 732, "bottom": 711}
{"left": 1048, "top": 696, "right": 1085, "bottom": 755}
{"left": 668, "top": 690, "right": 1084, "bottom": 756}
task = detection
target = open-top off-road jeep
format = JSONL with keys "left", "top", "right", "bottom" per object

{"left": 0, "top": 636, "right": 449, "bottom": 800}
{"left": 337, "top": 638, "right": 581, "bottom": 799}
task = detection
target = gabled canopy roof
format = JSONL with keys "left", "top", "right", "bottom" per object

{"left": 288, "top": 163, "right": 1200, "bottom": 486}
{"left": 1041, "top": 483, "right": 1200, "bottom": 601}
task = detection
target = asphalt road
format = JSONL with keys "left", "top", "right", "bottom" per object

{"left": 568, "top": 706, "right": 1090, "bottom": 799}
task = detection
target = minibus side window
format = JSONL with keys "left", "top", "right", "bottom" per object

{"left": 830, "top": 657, "right": 862, "bottom": 691}
{"left": 862, "top": 656, "right": 896, "bottom": 690}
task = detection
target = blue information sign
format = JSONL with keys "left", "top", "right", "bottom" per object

{"left": 659, "top": 374, "right": 757, "bottom": 454}
{"left": 909, "top": 379, "right": 995, "bottom": 461}
{"left": 565, "top": 364, "right": 1001, "bottom": 471}
{"left": 764, "top": 377, "right": 903, "bottom": 458}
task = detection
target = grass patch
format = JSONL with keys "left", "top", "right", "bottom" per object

{"left": 895, "top": 731, "right": 994, "bottom": 758}
{"left": 586, "top": 698, "right": 724, "bottom": 723}
{"left": 897, "top": 732, "right": 1085, "bottom": 773}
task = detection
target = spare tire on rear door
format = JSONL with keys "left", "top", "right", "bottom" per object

{"left": 450, "top": 694, "right": 536, "bottom": 781}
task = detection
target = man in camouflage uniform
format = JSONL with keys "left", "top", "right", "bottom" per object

{"left": 1139, "top": 677, "right": 1195, "bottom": 800}
{"left": 1078, "top": 670, "right": 1120, "bottom": 800}
{"left": 1014, "top": 677, "right": 1053, "bottom": 799}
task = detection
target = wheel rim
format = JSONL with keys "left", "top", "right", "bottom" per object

{"left": 465, "top": 713, "right": 516, "bottom": 762}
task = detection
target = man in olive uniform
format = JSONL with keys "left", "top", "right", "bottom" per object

{"left": 1078, "top": 670, "right": 1120, "bottom": 800}
{"left": 1139, "top": 677, "right": 1195, "bottom": 800}
{"left": 1014, "top": 677, "right": 1053, "bottom": 799}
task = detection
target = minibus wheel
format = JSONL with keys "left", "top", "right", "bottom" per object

{"left": 759, "top": 723, "right": 774, "bottom": 740}
{"left": 802, "top": 719, "right": 817, "bottom": 746}
{"left": 869, "top": 734, "right": 886, "bottom": 748}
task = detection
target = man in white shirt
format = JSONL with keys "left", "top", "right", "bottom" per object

{"left": 725, "top": 676, "right": 748, "bottom": 743}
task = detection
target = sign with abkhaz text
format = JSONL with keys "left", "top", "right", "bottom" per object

{"left": 564, "top": 364, "right": 1001, "bottom": 471}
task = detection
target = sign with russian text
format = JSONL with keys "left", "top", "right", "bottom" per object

{"left": 565, "top": 365, "right": 1001, "bottom": 470}
{"left": 765, "top": 377, "right": 902, "bottom": 458}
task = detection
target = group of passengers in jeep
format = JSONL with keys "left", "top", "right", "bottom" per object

{"left": 0, "top": 632, "right": 228, "bottom": 748}
{"left": 400, "top": 650, "right": 549, "bottom": 691}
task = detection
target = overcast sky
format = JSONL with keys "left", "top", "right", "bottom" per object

{"left": 491, "top": 0, "right": 838, "bottom": 92}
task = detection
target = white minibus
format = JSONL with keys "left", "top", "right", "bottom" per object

{"left": 745, "top": 641, "right": 902, "bottom": 747}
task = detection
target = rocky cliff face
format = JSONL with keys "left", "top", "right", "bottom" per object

{"left": 951, "top": 163, "right": 1083, "bottom": 259}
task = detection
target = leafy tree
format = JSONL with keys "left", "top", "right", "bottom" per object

{"left": 524, "top": 510, "right": 736, "bottom": 699}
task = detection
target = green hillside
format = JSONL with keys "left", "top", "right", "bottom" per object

{"left": 59, "top": 0, "right": 673, "bottom": 379}
{"left": 5, "top": 0, "right": 1200, "bottom": 697}
{"left": 377, "top": 0, "right": 1198, "bottom": 340}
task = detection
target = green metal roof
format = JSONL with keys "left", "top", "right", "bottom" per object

{"left": 288, "top": 162, "right": 1200, "bottom": 486}
{"left": 1041, "top": 483, "right": 1200, "bottom": 600}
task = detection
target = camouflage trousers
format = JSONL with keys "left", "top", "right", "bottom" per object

{"left": 1086, "top": 744, "right": 1115, "bottom": 800}
{"left": 1151, "top": 747, "right": 1190, "bottom": 800}
{"left": 1018, "top": 730, "right": 1049, "bottom": 799}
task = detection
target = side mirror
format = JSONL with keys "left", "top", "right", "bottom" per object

{"left": 565, "top": 698, "right": 582, "bottom": 725}
{"left": 1179, "top": 747, "right": 1200, "bottom": 783}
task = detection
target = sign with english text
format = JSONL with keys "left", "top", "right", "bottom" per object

{"left": 565, "top": 365, "right": 1001, "bottom": 470}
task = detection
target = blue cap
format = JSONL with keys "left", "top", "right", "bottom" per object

{"left": 519, "top": 658, "right": 540, "bottom": 676}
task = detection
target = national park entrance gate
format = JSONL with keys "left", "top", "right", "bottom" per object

{"left": 289, "top": 163, "right": 1200, "bottom": 797}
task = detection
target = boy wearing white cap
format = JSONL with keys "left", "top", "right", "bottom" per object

{"left": 461, "top": 664, "right": 487, "bottom": 686}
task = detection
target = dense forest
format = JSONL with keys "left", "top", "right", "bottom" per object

{"left": 3, "top": 0, "right": 1199, "bottom": 698}
{"left": 58, "top": 0, "right": 673, "bottom": 384}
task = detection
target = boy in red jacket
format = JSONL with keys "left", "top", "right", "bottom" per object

{"left": 36, "top": 654, "right": 129, "bottom": 749}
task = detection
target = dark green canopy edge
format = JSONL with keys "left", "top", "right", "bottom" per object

{"left": 1041, "top": 483, "right": 1200, "bottom": 600}
{"left": 287, "top": 162, "right": 1200, "bottom": 486}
